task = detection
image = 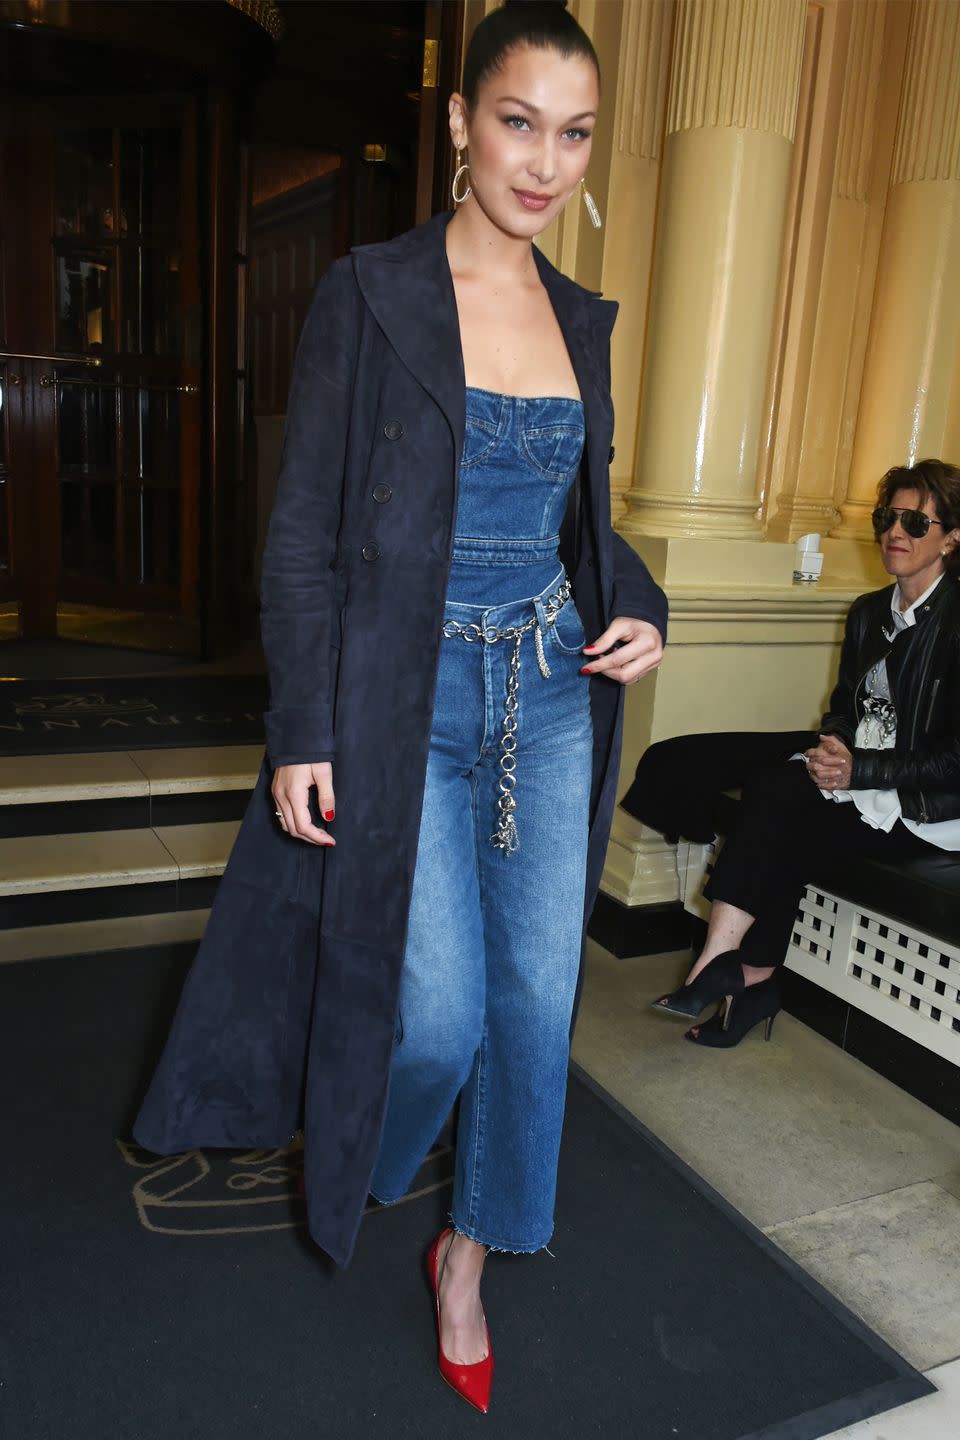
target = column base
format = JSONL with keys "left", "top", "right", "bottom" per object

{"left": 602, "top": 812, "right": 682, "bottom": 907}
{"left": 767, "top": 493, "right": 841, "bottom": 542}
{"left": 620, "top": 488, "right": 762, "bottom": 540}
{"left": 831, "top": 496, "right": 875, "bottom": 539}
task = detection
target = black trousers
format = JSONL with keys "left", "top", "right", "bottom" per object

{"left": 706, "top": 753, "right": 934, "bottom": 969}
{"left": 622, "top": 732, "right": 936, "bottom": 970}
{"left": 620, "top": 730, "right": 819, "bottom": 843}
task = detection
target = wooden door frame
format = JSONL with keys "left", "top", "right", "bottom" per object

{"left": 415, "top": 0, "right": 465, "bottom": 226}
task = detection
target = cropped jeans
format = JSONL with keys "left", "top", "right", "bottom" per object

{"left": 369, "top": 569, "right": 593, "bottom": 1251}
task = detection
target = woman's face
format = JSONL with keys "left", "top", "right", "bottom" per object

{"left": 879, "top": 486, "right": 959, "bottom": 585}
{"left": 450, "top": 44, "right": 599, "bottom": 239}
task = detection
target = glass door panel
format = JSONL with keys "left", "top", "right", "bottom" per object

{"left": 124, "top": 480, "right": 180, "bottom": 589}
{"left": 121, "top": 380, "right": 181, "bottom": 588}
{"left": 121, "top": 128, "right": 180, "bottom": 242}
{"left": 56, "top": 253, "right": 113, "bottom": 353}
{"left": 54, "top": 129, "right": 115, "bottom": 239}
{"left": 0, "top": 96, "right": 201, "bottom": 647}
{"left": 120, "top": 246, "right": 181, "bottom": 355}
{"left": 56, "top": 368, "right": 117, "bottom": 475}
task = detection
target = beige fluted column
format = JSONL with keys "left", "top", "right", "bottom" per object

{"left": 601, "top": 0, "right": 672, "bottom": 522}
{"left": 621, "top": 0, "right": 806, "bottom": 540}
{"left": 835, "top": 0, "right": 960, "bottom": 538}
{"left": 766, "top": 0, "right": 889, "bottom": 542}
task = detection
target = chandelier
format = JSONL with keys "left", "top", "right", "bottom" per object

{"left": 225, "top": 0, "right": 285, "bottom": 42}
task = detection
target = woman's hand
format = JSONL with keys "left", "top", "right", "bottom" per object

{"left": 804, "top": 734, "right": 853, "bottom": 791}
{"left": 581, "top": 618, "right": 663, "bottom": 685}
{"left": 272, "top": 762, "right": 336, "bottom": 846}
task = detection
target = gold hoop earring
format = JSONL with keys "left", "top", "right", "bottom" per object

{"left": 452, "top": 149, "right": 472, "bottom": 205}
{"left": 581, "top": 177, "right": 602, "bottom": 229}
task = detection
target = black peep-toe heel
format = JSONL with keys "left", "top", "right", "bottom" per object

{"left": 685, "top": 976, "right": 782, "bottom": 1048}
{"left": 651, "top": 950, "right": 745, "bottom": 1020}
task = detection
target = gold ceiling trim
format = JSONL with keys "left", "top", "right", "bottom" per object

{"left": 225, "top": 0, "right": 285, "bottom": 42}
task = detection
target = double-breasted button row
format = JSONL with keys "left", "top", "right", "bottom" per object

{"left": 383, "top": 420, "right": 404, "bottom": 441}
{"left": 372, "top": 482, "right": 392, "bottom": 504}
{"left": 362, "top": 542, "right": 381, "bottom": 562}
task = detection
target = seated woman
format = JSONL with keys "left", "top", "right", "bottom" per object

{"left": 633, "top": 458, "right": 960, "bottom": 1048}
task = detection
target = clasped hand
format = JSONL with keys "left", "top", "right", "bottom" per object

{"left": 804, "top": 733, "right": 853, "bottom": 791}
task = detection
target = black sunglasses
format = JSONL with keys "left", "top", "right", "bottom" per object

{"left": 871, "top": 505, "right": 945, "bottom": 539}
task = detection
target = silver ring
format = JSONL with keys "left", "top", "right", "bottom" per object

{"left": 275, "top": 809, "right": 283, "bottom": 818}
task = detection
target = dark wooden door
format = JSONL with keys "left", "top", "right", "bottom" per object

{"left": 0, "top": 94, "right": 201, "bottom": 647}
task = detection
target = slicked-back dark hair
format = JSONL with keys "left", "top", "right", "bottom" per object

{"left": 461, "top": 0, "right": 600, "bottom": 107}
{"left": 877, "top": 458, "right": 960, "bottom": 574}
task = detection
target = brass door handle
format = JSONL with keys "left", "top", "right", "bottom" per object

{"left": 0, "top": 349, "right": 101, "bottom": 367}
{"left": 39, "top": 373, "right": 198, "bottom": 394}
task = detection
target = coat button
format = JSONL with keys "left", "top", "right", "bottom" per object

{"left": 362, "top": 542, "right": 381, "bottom": 562}
{"left": 608, "top": 445, "right": 616, "bottom": 464}
{"left": 383, "top": 420, "right": 404, "bottom": 441}
{"left": 372, "top": 482, "right": 392, "bottom": 504}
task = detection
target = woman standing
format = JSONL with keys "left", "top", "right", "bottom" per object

{"left": 136, "top": 0, "right": 666, "bottom": 1412}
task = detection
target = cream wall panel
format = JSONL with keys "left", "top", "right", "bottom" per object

{"left": 645, "top": 640, "right": 842, "bottom": 738}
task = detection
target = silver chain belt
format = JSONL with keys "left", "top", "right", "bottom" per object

{"left": 441, "top": 577, "right": 573, "bottom": 855}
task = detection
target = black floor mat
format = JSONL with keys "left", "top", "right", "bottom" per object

{"left": 0, "top": 945, "right": 932, "bottom": 1439}
{"left": 0, "top": 675, "right": 267, "bottom": 753}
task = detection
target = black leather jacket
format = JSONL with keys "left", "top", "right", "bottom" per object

{"left": 820, "top": 575, "right": 960, "bottom": 824}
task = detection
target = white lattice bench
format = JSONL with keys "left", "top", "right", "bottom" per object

{"left": 678, "top": 835, "right": 960, "bottom": 1070}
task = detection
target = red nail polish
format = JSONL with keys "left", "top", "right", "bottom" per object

{"left": 583, "top": 645, "right": 596, "bottom": 652}
{"left": 580, "top": 666, "right": 591, "bottom": 675}
{"left": 322, "top": 809, "right": 335, "bottom": 822}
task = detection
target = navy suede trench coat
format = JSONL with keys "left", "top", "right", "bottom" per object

{"left": 135, "top": 211, "right": 668, "bottom": 1267}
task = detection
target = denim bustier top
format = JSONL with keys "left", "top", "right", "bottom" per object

{"left": 446, "top": 386, "right": 585, "bottom": 606}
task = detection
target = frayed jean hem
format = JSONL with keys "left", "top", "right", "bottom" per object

{"left": 450, "top": 1215, "right": 552, "bottom": 1255}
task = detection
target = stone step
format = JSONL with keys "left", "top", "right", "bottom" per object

{"left": 0, "top": 819, "right": 240, "bottom": 936}
{"left": 0, "top": 745, "right": 260, "bottom": 956}
{"left": 0, "top": 744, "right": 262, "bottom": 805}
{"left": 0, "top": 819, "right": 241, "bottom": 897}
{"left": 0, "top": 908, "right": 209, "bottom": 966}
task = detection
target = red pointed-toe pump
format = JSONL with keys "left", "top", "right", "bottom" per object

{"left": 426, "top": 1228, "right": 494, "bottom": 1414}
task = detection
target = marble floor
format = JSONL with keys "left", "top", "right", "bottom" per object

{"left": 572, "top": 943, "right": 960, "bottom": 1440}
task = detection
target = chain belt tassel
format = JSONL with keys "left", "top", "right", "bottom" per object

{"left": 441, "top": 579, "right": 571, "bottom": 854}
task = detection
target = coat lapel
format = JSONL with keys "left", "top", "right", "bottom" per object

{"left": 352, "top": 212, "right": 617, "bottom": 481}
{"left": 351, "top": 212, "right": 466, "bottom": 460}
{"left": 534, "top": 248, "right": 618, "bottom": 570}
{"left": 534, "top": 247, "right": 617, "bottom": 424}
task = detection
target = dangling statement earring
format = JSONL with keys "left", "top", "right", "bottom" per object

{"left": 581, "top": 177, "right": 602, "bottom": 229}
{"left": 452, "top": 149, "right": 472, "bottom": 204}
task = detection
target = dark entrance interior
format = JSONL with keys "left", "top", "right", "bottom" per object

{"left": 0, "top": 0, "right": 462, "bottom": 659}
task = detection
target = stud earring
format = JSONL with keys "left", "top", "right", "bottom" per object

{"left": 581, "top": 177, "right": 602, "bottom": 229}
{"left": 452, "top": 149, "right": 472, "bottom": 205}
